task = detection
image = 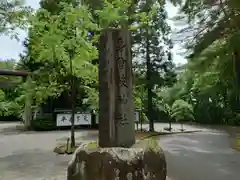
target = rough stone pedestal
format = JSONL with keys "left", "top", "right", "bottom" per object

{"left": 67, "top": 139, "right": 167, "bottom": 180}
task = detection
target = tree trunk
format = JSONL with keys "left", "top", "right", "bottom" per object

{"left": 234, "top": 51, "right": 240, "bottom": 115}
{"left": 169, "top": 119, "right": 172, "bottom": 131}
{"left": 146, "top": 31, "right": 154, "bottom": 132}
{"left": 70, "top": 76, "right": 75, "bottom": 148}
{"left": 24, "top": 76, "right": 32, "bottom": 130}
{"left": 69, "top": 45, "right": 75, "bottom": 148}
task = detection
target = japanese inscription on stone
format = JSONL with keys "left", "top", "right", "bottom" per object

{"left": 115, "top": 36, "right": 129, "bottom": 126}
{"left": 99, "top": 29, "right": 135, "bottom": 147}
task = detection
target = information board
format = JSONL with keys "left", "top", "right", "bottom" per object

{"left": 56, "top": 113, "right": 91, "bottom": 127}
{"left": 134, "top": 111, "right": 140, "bottom": 122}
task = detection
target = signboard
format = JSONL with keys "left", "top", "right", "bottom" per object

{"left": 95, "top": 111, "right": 139, "bottom": 124}
{"left": 74, "top": 113, "right": 91, "bottom": 125}
{"left": 56, "top": 113, "right": 91, "bottom": 127}
{"left": 96, "top": 114, "right": 99, "bottom": 124}
{"left": 134, "top": 111, "right": 140, "bottom": 122}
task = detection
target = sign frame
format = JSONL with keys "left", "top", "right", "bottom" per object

{"left": 56, "top": 112, "right": 91, "bottom": 127}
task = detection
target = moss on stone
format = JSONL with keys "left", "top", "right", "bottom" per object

{"left": 87, "top": 141, "right": 98, "bottom": 148}
{"left": 54, "top": 140, "right": 99, "bottom": 155}
{"left": 135, "top": 131, "right": 166, "bottom": 140}
{"left": 54, "top": 140, "right": 82, "bottom": 155}
{"left": 232, "top": 135, "right": 240, "bottom": 152}
{"left": 132, "top": 137, "right": 161, "bottom": 153}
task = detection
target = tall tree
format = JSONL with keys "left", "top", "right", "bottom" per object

{"left": 133, "top": 0, "right": 175, "bottom": 131}
{"left": 17, "top": 0, "right": 100, "bottom": 142}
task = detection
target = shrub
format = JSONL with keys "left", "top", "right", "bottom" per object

{"left": 31, "top": 117, "right": 56, "bottom": 131}
{"left": 171, "top": 99, "right": 194, "bottom": 130}
{"left": 171, "top": 99, "right": 194, "bottom": 122}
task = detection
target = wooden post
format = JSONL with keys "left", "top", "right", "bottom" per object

{"left": 99, "top": 28, "right": 135, "bottom": 147}
{"left": 23, "top": 76, "right": 32, "bottom": 130}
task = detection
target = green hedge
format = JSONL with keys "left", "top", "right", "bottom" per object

{"left": 31, "top": 117, "right": 56, "bottom": 131}
{"left": 0, "top": 115, "right": 20, "bottom": 121}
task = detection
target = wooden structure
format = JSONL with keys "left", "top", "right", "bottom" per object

{"left": 0, "top": 69, "right": 30, "bottom": 77}
{"left": 98, "top": 29, "right": 135, "bottom": 147}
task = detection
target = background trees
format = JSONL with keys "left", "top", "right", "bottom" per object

{"left": 1, "top": 0, "right": 240, "bottom": 130}
{"left": 132, "top": 0, "right": 176, "bottom": 131}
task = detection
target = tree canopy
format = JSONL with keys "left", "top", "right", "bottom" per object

{"left": 1, "top": 0, "right": 240, "bottom": 128}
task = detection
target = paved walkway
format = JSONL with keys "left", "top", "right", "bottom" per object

{"left": 0, "top": 122, "right": 96, "bottom": 180}
{"left": 161, "top": 131, "right": 240, "bottom": 180}
{"left": 0, "top": 122, "right": 239, "bottom": 180}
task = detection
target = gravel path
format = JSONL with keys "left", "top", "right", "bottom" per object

{"left": 0, "top": 122, "right": 98, "bottom": 180}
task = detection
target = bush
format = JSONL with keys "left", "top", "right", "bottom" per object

{"left": 0, "top": 115, "right": 20, "bottom": 121}
{"left": 31, "top": 117, "right": 56, "bottom": 131}
{"left": 171, "top": 99, "right": 194, "bottom": 122}
{"left": 228, "top": 113, "right": 240, "bottom": 125}
{"left": 140, "top": 112, "right": 148, "bottom": 122}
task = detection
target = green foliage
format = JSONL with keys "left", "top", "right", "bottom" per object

{"left": 95, "top": 0, "right": 131, "bottom": 28}
{"left": 171, "top": 99, "right": 194, "bottom": 122}
{"left": 18, "top": 1, "right": 100, "bottom": 110}
{"left": 0, "top": 60, "right": 23, "bottom": 118}
{"left": 0, "top": 100, "right": 21, "bottom": 117}
{"left": 3, "top": 0, "right": 223, "bottom": 130}
{"left": 0, "top": 0, "right": 31, "bottom": 38}
{"left": 155, "top": 0, "right": 240, "bottom": 125}
{"left": 0, "top": 89, "right": 5, "bottom": 100}
{"left": 131, "top": 0, "right": 176, "bottom": 129}
{"left": 31, "top": 118, "right": 56, "bottom": 131}
{"left": 133, "top": 84, "right": 145, "bottom": 109}
{"left": 0, "top": 88, "right": 22, "bottom": 118}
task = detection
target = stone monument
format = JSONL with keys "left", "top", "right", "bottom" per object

{"left": 98, "top": 28, "right": 135, "bottom": 147}
{"left": 67, "top": 28, "right": 167, "bottom": 180}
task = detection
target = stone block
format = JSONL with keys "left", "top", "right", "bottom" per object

{"left": 67, "top": 139, "right": 166, "bottom": 180}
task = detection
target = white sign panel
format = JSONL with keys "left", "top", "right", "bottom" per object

{"left": 134, "top": 111, "right": 140, "bottom": 122}
{"left": 74, "top": 113, "right": 91, "bottom": 125}
{"left": 56, "top": 113, "right": 71, "bottom": 127}
{"left": 56, "top": 113, "right": 91, "bottom": 127}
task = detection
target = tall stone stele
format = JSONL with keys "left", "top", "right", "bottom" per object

{"left": 67, "top": 29, "right": 167, "bottom": 180}
{"left": 98, "top": 28, "right": 135, "bottom": 147}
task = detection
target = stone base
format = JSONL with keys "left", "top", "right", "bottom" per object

{"left": 67, "top": 139, "right": 167, "bottom": 180}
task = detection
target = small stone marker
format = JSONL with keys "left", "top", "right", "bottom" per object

{"left": 98, "top": 28, "right": 135, "bottom": 147}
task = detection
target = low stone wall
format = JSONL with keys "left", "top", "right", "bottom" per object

{"left": 67, "top": 139, "right": 166, "bottom": 180}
